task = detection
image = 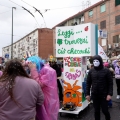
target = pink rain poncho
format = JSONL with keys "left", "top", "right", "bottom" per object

{"left": 28, "top": 56, "right": 59, "bottom": 120}
{"left": 0, "top": 71, "right": 3, "bottom": 77}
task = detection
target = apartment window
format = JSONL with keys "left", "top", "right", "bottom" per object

{"left": 89, "top": 10, "right": 93, "bottom": 17}
{"left": 115, "top": 0, "right": 120, "bottom": 6}
{"left": 27, "top": 46, "right": 29, "bottom": 50}
{"left": 113, "top": 34, "right": 120, "bottom": 43}
{"left": 100, "top": 20, "right": 106, "bottom": 29}
{"left": 100, "top": 4, "right": 106, "bottom": 13}
{"left": 115, "top": 15, "right": 120, "bottom": 25}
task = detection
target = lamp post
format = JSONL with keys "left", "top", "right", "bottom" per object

{"left": 11, "top": 7, "right": 16, "bottom": 59}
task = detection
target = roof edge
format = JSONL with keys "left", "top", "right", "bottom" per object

{"left": 52, "top": 0, "right": 106, "bottom": 29}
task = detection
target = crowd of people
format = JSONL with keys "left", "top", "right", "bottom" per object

{"left": 86, "top": 55, "right": 120, "bottom": 120}
{"left": 0, "top": 55, "right": 120, "bottom": 120}
{"left": 0, "top": 56, "right": 63, "bottom": 120}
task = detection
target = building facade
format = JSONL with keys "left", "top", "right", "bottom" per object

{"left": 53, "top": 0, "right": 120, "bottom": 57}
{"left": 0, "top": 57, "right": 2, "bottom": 64}
{"left": 2, "top": 28, "right": 53, "bottom": 60}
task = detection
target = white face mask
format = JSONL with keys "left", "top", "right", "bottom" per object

{"left": 93, "top": 59, "right": 100, "bottom": 67}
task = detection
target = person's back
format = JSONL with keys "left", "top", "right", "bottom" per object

{"left": 27, "top": 55, "right": 59, "bottom": 120}
{"left": 0, "top": 76, "right": 44, "bottom": 120}
{"left": 36, "top": 65, "right": 59, "bottom": 120}
{"left": 0, "top": 59, "right": 44, "bottom": 120}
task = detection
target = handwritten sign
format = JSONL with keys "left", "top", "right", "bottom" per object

{"left": 56, "top": 23, "right": 96, "bottom": 57}
{"left": 65, "top": 69, "right": 81, "bottom": 80}
{"left": 64, "top": 57, "right": 82, "bottom": 81}
{"left": 64, "top": 57, "right": 81, "bottom": 67}
{"left": 63, "top": 57, "right": 88, "bottom": 108}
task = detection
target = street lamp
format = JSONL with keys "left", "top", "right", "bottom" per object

{"left": 11, "top": 7, "right": 16, "bottom": 59}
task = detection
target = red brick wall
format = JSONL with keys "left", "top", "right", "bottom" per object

{"left": 38, "top": 28, "right": 53, "bottom": 59}
{"left": 84, "top": 0, "right": 120, "bottom": 52}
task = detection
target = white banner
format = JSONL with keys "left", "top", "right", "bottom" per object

{"left": 98, "top": 44, "right": 108, "bottom": 59}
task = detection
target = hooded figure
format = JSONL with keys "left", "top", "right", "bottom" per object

{"left": 27, "top": 56, "right": 59, "bottom": 120}
{"left": 86, "top": 55, "right": 113, "bottom": 120}
{"left": 92, "top": 55, "right": 104, "bottom": 70}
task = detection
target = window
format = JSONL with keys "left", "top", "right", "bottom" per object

{"left": 115, "top": 0, "right": 120, "bottom": 6}
{"left": 100, "top": 4, "right": 106, "bottom": 13}
{"left": 27, "top": 46, "right": 29, "bottom": 50}
{"left": 89, "top": 10, "right": 93, "bottom": 17}
{"left": 115, "top": 15, "right": 120, "bottom": 25}
{"left": 100, "top": 20, "right": 106, "bottom": 29}
{"left": 113, "top": 34, "right": 120, "bottom": 43}
{"left": 33, "top": 39, "right": 35, "bottom": 42}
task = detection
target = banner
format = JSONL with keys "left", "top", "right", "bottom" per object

{"left": 98, "top": 44, "right": 108, "bottom": 59}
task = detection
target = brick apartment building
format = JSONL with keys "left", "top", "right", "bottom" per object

{"left": 53, "top": 0, "right": 120, "bottom": 57}
{"left": 2, "top": 28, "right": 53, "bottom": 60}
{"left": 38, "top": 29, "right": 53, "bottom": 59}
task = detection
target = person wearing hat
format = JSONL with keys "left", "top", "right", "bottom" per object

{"left": 86, "top": 55, "right": 113, "bottom": 120}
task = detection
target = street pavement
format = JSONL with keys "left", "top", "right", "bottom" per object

{"left": 58, "top": 79, "right": 120, "bottom": 120}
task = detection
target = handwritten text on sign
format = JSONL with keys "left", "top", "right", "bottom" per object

{"left": 65, "top": 69, "right": 81, "bottom": 80}
{"left": 64, "top": 57, "right": 82, "bottom": 80}
{"left": 64, "top": 57, "right": 81, "bottom": 67}
{"left": 56, "top": 23, "right": 96, "bottom": 57}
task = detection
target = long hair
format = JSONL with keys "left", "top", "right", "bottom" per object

{"left": 0, "top": 59, "right": 29, "bottom": 104}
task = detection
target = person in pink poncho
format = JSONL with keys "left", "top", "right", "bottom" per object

{"left": 27, "top": 56, "right": 59, "bottom": 120}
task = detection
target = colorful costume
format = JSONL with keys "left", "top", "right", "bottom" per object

{"left": 27, "top": 56, "right": 59, "bottom": 120}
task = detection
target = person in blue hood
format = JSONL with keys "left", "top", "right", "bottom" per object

{"left": 86, "top": 55, "right": 113, "bottom": 120}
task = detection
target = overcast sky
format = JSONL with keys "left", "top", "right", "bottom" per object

{"left": 0, "top": 0, "right": 100, "bottom": 56}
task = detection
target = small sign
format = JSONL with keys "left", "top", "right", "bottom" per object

{"left": 5, "top": 54, "right": 9, "bottom": 58}
{"left": 99, "top": 30, "right": 107, "bottom": 38}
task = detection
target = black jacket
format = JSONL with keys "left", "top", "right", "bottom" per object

{"left": 86, "top": 55, "right": 113, "bottom": 97}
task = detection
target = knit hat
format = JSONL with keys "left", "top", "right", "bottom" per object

{"left": 103, "top": 62, "right": 109, "bottom": 67}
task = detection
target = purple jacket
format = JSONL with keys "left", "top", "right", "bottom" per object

{"left": 112, "top": 60, "right": 118, "bottom": 68}
{"left": 0, "top": 76, "right": 44, "bottom": 120}
{"left": 115, "top": 66, "right": 120, "bottom": 75}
